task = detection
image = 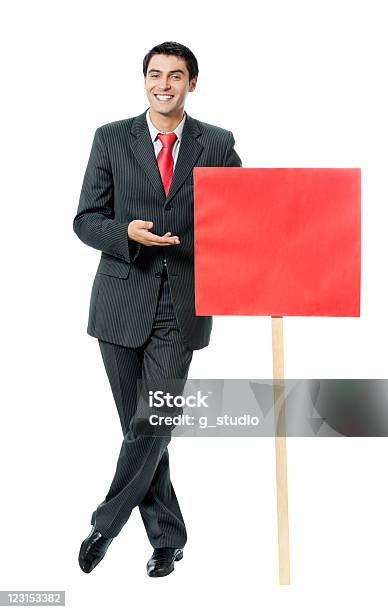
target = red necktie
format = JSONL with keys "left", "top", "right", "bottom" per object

{"left": 156, "top": 132, "right": 177, "bottom": 196}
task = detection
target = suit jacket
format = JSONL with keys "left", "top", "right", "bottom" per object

{"left": 73, "top": 108, "right": 242, "bottom": 350}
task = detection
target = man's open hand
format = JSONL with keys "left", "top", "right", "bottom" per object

{"left": 127, "top": 220, "right": 180, "bottom": 247}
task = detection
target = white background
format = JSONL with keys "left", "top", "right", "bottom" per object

{"left": 1, "top": 0, "right": 388, "bottom": 610}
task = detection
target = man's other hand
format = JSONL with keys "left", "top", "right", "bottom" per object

{"left": 128, "top": 220, "right": 180, "bottom": 247}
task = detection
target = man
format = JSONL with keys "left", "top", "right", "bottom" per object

{"left": 74, "top": 41, "right": 242, "bottom": 577}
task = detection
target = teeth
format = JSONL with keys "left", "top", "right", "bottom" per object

{"left": 156, "top": 95, "right": 173, "bottom": 100}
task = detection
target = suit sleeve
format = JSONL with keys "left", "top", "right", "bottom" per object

{"left": 222, "top": 131, "right": 242, "bottom": 167}
{"left": 73, "top": 127, "right": 141, "bottom": 263}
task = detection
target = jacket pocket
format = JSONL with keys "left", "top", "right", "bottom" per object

{"left": 97, "top": 253, "right": 131, "bottom": 278}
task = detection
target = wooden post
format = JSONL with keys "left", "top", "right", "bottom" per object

{"left": 271, "top": 316, "right": 291, "bottom": 584}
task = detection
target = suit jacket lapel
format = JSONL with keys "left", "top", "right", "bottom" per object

{"left": 129, "top": 110, "right": 166, "bottom": 202}
{"left": 129, "top": 109, "right": 203, "bottom": 204}
{"left": 165, "top": 113, "right": 203, "bottom": 204}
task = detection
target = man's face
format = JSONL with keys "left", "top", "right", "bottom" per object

{"left": 144, "top": 54, "right": 197, "bottom": 117}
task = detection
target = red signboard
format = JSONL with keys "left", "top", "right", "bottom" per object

{"left": 194, "top": 168, "right": 361, "bottom": 316}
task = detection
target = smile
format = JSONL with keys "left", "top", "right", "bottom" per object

{"left": 154, "top": 94, "right": 174, "bottom": 101}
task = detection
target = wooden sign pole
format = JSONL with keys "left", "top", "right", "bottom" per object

{"left": 271, "top": 316, "right": 291, "bottom": 584}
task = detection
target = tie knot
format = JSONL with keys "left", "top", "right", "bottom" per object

{"left": 157, "top": 132, "right": 177, "bottom": 149}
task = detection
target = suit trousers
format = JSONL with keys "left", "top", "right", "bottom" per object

{"left": 90, "top": 266, "right": 193, "bottom": 545}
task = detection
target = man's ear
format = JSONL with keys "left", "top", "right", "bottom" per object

{"left": 189, "top": 77, "right": 197, "bottom": 92}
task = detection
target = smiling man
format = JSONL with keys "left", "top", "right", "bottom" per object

{"left": 74, "top": 41, "right": 242, "bottom": 577}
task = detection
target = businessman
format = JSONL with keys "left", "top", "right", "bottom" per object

{"left": 74, "top": 41, "right": 242, "bottom": 577}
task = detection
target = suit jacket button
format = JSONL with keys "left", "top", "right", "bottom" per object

{"left": 165, "top": 203, "right": 172, "bottom": 210}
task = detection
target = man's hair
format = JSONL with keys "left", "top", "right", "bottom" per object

{"left": 143, "top": 41, "right": 199, "bottom": 81}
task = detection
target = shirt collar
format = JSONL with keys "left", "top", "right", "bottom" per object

{"left": 146, "top": 108, "right": 186, "bottom": 143}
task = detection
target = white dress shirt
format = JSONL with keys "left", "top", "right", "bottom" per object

{"left": 146, "top": 108, "right": 186, "bottom": 170}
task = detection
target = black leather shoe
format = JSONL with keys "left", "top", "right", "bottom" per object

{"left": 146, "top": 547, "right": 184, "bottom": 577}
{"left": 78, "top": 523, "right": 113, "bottom": 573}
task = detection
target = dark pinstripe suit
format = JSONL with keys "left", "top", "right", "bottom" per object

{"left": 73, "top": 108, "right": 242, "bottom": 544}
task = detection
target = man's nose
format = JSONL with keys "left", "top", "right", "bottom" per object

{"left": 160, "top": 78, "right": 171, "bottom": 90}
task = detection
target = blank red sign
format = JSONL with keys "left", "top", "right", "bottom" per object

{"left": 194, "top": 168, "right": 361, "bottom": 316}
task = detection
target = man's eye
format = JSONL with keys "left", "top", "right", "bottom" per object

{"left": 172, "top": 75, "right": 181, "bottom": 79}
